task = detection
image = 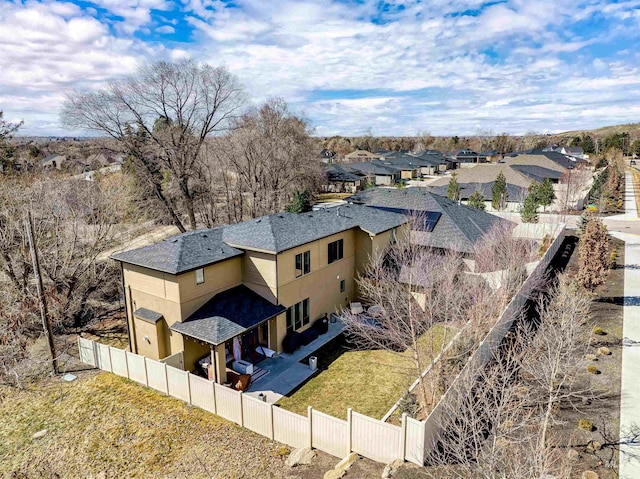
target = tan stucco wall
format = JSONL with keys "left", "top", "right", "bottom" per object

{"left": 400, "top": 170, "right": 414, "bottom": 179}
{"left": 183, "top": 337, "right": 211, "bottom": 372}
{"left": 179, "top": 258, "right": 243, "bottom": 320}
{"left": 242, "top": 250, "right": 278, "bottom": 303}
{"left": 133, "top": 318, "right": 166, "bottom": 359}
{"left": 276, "top": 230, "right": 356, "bottom": 344}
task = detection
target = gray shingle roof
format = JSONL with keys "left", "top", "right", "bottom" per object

{"left": 111, "top": 227, "right": 244, "bottom": 274}
{"left": 348, "top": 187, "right": 512, "bottom": 253}
{"left": 429, "top": 182, "right": 527, "bottom": 202}
{"left": 343, "top": 161, "right": 400, "bottom": 176}
{"left": 510, "top": 164, "right": 564, "bottom": 183}
{"left": 222, "top": 204, "right": 407, "bottom": 253}
{"left": 170, "top": 285, "right": 286, "bottom": 345}
{"left": 133, "top": 307, "right": 163, "bottom": 324}
{"left": 325, "top": 164, "right": 363, "bottom": 182}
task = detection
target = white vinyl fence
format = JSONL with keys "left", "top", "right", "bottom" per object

{"left": 77, "top": 224, "right": 566, "bottom": 468}
{"left": 77, "top": 337, "right": 417, "bottom": 465}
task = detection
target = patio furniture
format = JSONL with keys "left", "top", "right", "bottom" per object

{"left": 350, "top": 302, "right": 364, "bottom": 314}
{"left": 300, "top": 328, "right": 319, "bottom": 346}
{"left": 232, "top": 359, "right": 254, "bottom": 375}
{"left": 226, "top": 370, "right": 251, "bottom": 391}
{"left": 256, "top": 345, "right": 276, "bottom": 358}
{"left": 283, "top": 331, "right": 301, "bottom": 353}
{"left": 312, "top": 316, "right": 329, "bottom": 334}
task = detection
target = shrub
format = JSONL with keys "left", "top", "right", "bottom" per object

{"left": 586, "top": 365, "right": 600, "bottom": 375}
{"left": 578, "top": 419, "right": 594, "bottom": 431}
{"left": 585, "top": 354, "right": 598, "bottom": 361}
{"left": 592, "top": 326, "right": 606, "bottom": 335}
{"left": 398, "top": 393, "right": 421, "bottom": 419}
{"left": 275, "top": 446, "right": 291, "bottom": 457}
{"left": 597, "top": 346, "right": 611, "bottom": 356}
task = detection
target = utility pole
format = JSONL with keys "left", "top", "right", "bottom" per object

{"left": 25, "top": 211, "right": 58, "bottom": 374}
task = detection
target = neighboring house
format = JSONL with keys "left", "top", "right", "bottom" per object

{"left": 41, "top": 154, "right": 66, "bottom": 170}
{"left": 342, "top": 161, "right": 401, "bottom": 185}
{"left": 111, "top": 204, "right": 407, "bottom": 384}
{"left": 343, "top": 149, "right": 383, "bottom": 162}
{"left": 559, "top": 146, "right": 589, "bottom": 161}
{"left": 428, "top": 164, "right": 544, "bottom": 212}
{"left": 479, "top": 150, "right": 502, "bottom": 162}
{"left": 324, "top": 164, "right": 364, "bottom": 193}
{"left": 450, "top": 149, "right": 488, "bottom": 167}
{"left": 347, "top": 187, "right": 512, "bottom": 254}
{"left": 504, "top": 148, "right": 588, "bottom": 172}
{"left": 319, "top": 149, "right": 337, "bottom": 164}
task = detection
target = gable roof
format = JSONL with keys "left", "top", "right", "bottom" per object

{"left": 170, "top": 285, "right": 286, "bottom": 345}
{"left": 343, "top": 161, "right": 400, "bottom": 176}
{"left": 222, "top": 204, "right": 407, "bottom": 253}
{"left": 325, "top": 164, "right": 363, "bottom": 182}
{"left": 507, "top": 148, "right": 585, "bottom": 171}
{"left": 111, "top": 227, "right": 244, "bottom": 274}
{"left": 429, "top": 165, "right": 532, "bottom": 189}
{"left": 347, "top": 187, "right": 512, "bottom": 253}
{"left": 510, "top": 164, "right": 564, "bottom": 183}
{"left": 429, "top": 181, "right": 528, "bottom": 202}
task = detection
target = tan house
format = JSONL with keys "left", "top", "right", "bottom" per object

{"left": 112, "top": 205, "right": 407, "bottom": 385}
{"left": 343, "top": 149, "right": 383, "bottom": 162}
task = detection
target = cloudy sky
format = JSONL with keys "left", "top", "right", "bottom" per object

{"left": 1, "top": 0, "right": 640, "bottom": 137}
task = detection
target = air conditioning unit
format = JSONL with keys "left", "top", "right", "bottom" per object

{"left": 232, "top": 359, "right": 254, "bottom": 375}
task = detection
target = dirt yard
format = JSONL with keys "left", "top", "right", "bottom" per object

{"left": 0, "top": 371, "right": 383, "bottom": 478}
{"left": 557, "top": 234, "right": 624, "bottom": 479}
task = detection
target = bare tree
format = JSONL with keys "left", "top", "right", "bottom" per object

{"left": 210, "top": 98, "right": 322, "bottom": 219}
{"left": 61, "top": 60, "right": 247, "bottom": 231}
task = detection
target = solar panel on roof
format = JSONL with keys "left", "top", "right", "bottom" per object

{"left": 419, "top": 212, "right": 441, "bottom": 232}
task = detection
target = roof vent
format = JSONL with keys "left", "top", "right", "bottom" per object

{"left": 256, "top": 219, "right": 261, "bottom": 223}
{"left": 202, "top": 234, "right": 208, "bottom": 238}
{"left": 278, "top": 214, "right": 284, "bottom": 218}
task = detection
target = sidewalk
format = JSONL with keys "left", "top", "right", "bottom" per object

{"left": 616, "top": 172, "right": 640, "bottom": 478}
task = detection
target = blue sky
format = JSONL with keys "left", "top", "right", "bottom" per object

{"left": 1, "top": 0, "right": 640, "bottom": 136}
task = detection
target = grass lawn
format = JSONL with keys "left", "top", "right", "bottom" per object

{"left": 277, "top": 324, "right": 457, "bottom": 420}
{"left": 0, "top": 372, "right": 294, "bottom": 478}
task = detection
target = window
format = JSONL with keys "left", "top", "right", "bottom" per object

{"left": 328, "top": 239, "right": 344, "bottom": 264}
{"left": 195, "top": 268, "right": 205, "bottom": 285}
{"left": 295, "top": 250, "right": 311, "bottom": 277}
{"left": 286, "top": 298, "right": 311, "bottom": 332}
{"left": 340, "top": 279, "right": 345, "bottom": 293}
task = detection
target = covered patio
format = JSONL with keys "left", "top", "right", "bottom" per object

{"left": 245, "top": 318, "right": 345, "bottom": 403}
{"left": 171, "top": 285, "right": 286, "bottom": 385}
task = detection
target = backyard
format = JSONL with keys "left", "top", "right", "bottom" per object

{"left": 277, "top": 323, "right": 457, "bottom": 419}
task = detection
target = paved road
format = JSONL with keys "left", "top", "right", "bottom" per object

{"left": 609, "top": 172, "right": 640, "bottom": 478}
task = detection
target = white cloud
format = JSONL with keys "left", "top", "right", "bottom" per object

{"left": 156, "top": 25, "right": 175, "bottom": 34}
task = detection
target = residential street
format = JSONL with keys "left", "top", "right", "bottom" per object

{"left": 606, "top": 172, "right": 640, "bottom": 478}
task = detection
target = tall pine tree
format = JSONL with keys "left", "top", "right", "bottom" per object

{"left": 491, "top": 172, "right": 507, "bottom": 210}
{"left": 447, "top": 173, "right": 460, "bottom": 201}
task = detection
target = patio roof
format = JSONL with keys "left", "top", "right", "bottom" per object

{"left": 170, "top": 285, "right": 286, "bottom": 345}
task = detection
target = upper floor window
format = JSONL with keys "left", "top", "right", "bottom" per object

{"left": 295, "top": 251, "right": 311, "bottom": 277}
{"left": 195, "top": 268, "right": 205, "bottom": 285}
{"left": 328, "top": 239, "right": 344, "bottom": 264}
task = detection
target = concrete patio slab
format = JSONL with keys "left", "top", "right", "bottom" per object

{"left": 245, "top": 320, "right": 344, "bottom": 403}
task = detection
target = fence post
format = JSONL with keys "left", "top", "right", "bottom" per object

{"left": 163, "top": 362, "right": 168, "bottom": 395}
{"left": 346, "top": 408, "right": 353, "bottom": 455}
{"left": 268, "top": 403, "right": 274, "bottom": 440}
{"left": 124, "top": 347, "right": 130, "bottom": 378}
{"left": 186, "top": 372, "right": 192, "bottom": 405}
{"left": 400, "top": 413, "right": 407, "bottom": 461}
{"left": 92, "top": 341, "right": 99, "bottom": 368}
{"left": 308, "top": 406, "right": 313, "bottom": 449}
{"left": 106, "top": 345, "right": 112, "bottom": 373}
{"left": 142, "top": 356, "right": 148, "bottom": 387}
{"left": 211, "top": 381, "right": 217, "bottom": 415}
{"left": 239, "top": 393, "right": 244, "bottom": 427}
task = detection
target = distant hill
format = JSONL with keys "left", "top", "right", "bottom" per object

{"left": 554, "top": 123, "right": 640, "bottom": 139}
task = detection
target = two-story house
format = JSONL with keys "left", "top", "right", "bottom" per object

{"left": 112, "top": 204, "right": 407, "bottom": 384}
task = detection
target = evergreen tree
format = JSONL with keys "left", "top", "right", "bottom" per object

{"left": 520, "top": 184, "right": 540, "bottom": 223}
{"left": 468, "top": 189, "right": 486, "bottom": 210}
{"left": 447, "top": 173, "right": 460, "bottom": 201}
{"left": 491, "top": 172, "right": 507, "bottom": 210}
{"left": 286, "top": 188, "right": 313, "bottom": 213}
{"left": 537, "top": 178, "right": 555, "bottom": 211}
